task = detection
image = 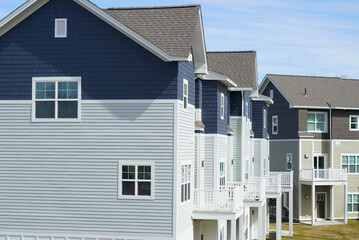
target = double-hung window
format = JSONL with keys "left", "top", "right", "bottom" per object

{"left": 307, "top": 112, "right": 327, "bottom": 132}
{"left": 181, "top": 164, "right": 191, "bottom": 203}
{"left": 219, "top": 161, "right": 225, "bottom": 187}
{"left": 348, "top": 193, "right": 359, "bottom": 212}
{"left": 32, "top": 77, "right": 81, "bottom": 121}
{"left": 118, "top": 162, "right": 154, "bottom": 199}
{"left": 263, "top": 109, "right": 267, "bottom": 129}
{"left": 183, "top": 79, "right": 188, "bottom": 109}
{"left": 220, "top": 93, "right": 224, "bottom": 120}
{"left": 350, "top": 116, "right": 359, "bottom": 131}
{"left": 342, "top": 155, "right": 359, "bottom": 173}
{"left": 286, "top": 153, "right": 293, "bottom": 170}
{"left": 272, "top": 116, "right": 278, "bottom": 135}
{"left": 55, "top": 18, "right": 67, "bottom": 38}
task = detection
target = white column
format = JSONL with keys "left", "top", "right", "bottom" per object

{"left": 237, "top": 217, "right": 240, "bottom": 240}
{"left": 231, "top": 219, "right": 237, "bottom": 240}
{"left": 311, "top": 184, "right": 315, "bottom": 226}
{"left": 276, "top": 196, "right": 282, "bottom": 240}
{"left": 218, "top": 220, "right": 221, "bottom": 240}
{"left": 238, "top": 216, "right": 243, "bottom": 240}
{"left": 344, "top": 184, "right": 348, "bottom": 224}
{"left": 266, "top": 199, "right": 270, "bottom": 232}
{"left": 262, "top": 204, "right": 267, "bottom": 240}
{"left": 258, "top": 206, "right": 263, "bottom": 240}
{"left": 289, "top": 190, "right": 293, "bottom": 237}
{"left": 331, "top": 185, "right": 334, "bottom": 221}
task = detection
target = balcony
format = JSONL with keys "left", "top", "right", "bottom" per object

{"left": 300, "top": 169, "right": 347, "bottom": 184}
{"left": 193, "top": 185, "right": 244, "bottom": 213}
{"left": 243, "top": 178, "right": 266, "bottom": 201}
{"left": 265, "top": 174, "right": 281, "bottom": 194}
{"left": 269, "top": 171, "right": 293, "bottom": 189}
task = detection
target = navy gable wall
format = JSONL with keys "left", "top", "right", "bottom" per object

{"left": 202, "top": 81, "right": 229, "bottom": 135}
{"left": 195, "top": 79, "right": 202, "bottom": 109}
{"left": 230, "top": 91, "right": 252, "bottom": 121}
{"left": 0, "top": 0, "right": 194, "bottom": 104}
{"left": 252, "top": 101, "right": 268, "bottom": 139}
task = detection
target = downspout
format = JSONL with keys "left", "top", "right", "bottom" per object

{"left": 329, "top": 105, "right": 333, "bottom": 169}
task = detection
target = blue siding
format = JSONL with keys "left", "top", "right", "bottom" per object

{"left": 252, "top": 101, "right": 268, "bottom": 139}
{"left": 230, "top": 91, "right": 242, "bottom": 116}
{"left": 244, "top": 91, "right": 252, "bottom": 121}
{"left": 195, "top": 79, "right": 202, "bottom": 109}
{"left": 0, "top": 0, "right": 194, "bottom": 103}
{"left": 202, "top": 81, "right": 229, "bottom": 135}
{"left": 178, "top": 61, "right": 195, "bottom": 105}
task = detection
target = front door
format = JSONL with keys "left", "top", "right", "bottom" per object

{"left": 317, "top": 194, "right": 326, "bottom": 219}
{"left": 314, "top": 156, "right": 326, "bottom": 178}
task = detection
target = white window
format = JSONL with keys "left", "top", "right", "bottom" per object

{"left": 286, "top": 153, "right": 293, "bottom": 170}
{"left": 181, "top": 164, "right": 191, "bottom": 203}
{"left": 245, "top": 158, "right": 249, "bottom": 180}
{"left": 32, "top": 77, "right": 81, "bottom": 122}
{"left": 118, "top": 162, "right": 154, "bottom": 199}
{"left": 350, "top": 116, "right": 359, "bottom": 131}
{"left": 245, "top": 101, "right": 249, "bottom": 120}
{"left": 183, "top": 79, "right": 188, "bottom": 109}
{"left": 55, "top": 18, "right": 67, "bottom": 38}
{"left": 272, "top": 115, "right": 278, "bottom": 135}
{"left": 342, "top": 155, "right": 359, "bottom": 174}
{"left": 348, "top": 193, "right": 359, "bottom": 212}
{"left": 263, "top": 109, "right": 267, "bottom": 129}
{"left": 307, "top": 112, "right": 327, "bottom": 132}
{"left": 219, "top": 161, "right": 225, "bottom": 186}
{"left": 270, "top": 90, "right": 274, "bottom": 99}
{"left": 220, "top": 93, "right": 224, "bottom": 120}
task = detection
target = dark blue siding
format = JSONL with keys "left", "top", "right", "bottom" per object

{"left": 195, "top": 79, "right": 202, "bottom": 109}
{"left": 202, "top": 81, "right": 229, "bottom": 135}
{"left": 230, "top": 91, "right": 242, "bottom": 116}
{"left": 178, "top": 61, "right": 195, "bottom": 105}
{"left": 0, "top": 0, "right": 194, "bottom": 103}
{"left": 244, "top": 91, "right": 252, "bottom": 121}
{"left": 252, "top": 101, "right": 268, "bottom": 139}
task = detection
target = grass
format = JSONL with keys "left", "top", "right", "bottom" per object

{"left": 268, "top": 220, "right": 359, "bottom": 240}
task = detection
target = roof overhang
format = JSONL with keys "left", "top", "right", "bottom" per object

{"left": 198, "top": 70, "right": 237, "bottom": 87}
{"left": 228, "top": 87, "right": 253, "bottom": 92}
{"left": 259, "top": 75, "right": 294, "bottom": 107}
{"left": 0, "top": 0, "right": 197, "bottom": 63}
{"left": 251, "top": 94, "right": 274, "bottom": 104}
{"left": 291, "top": 105, "right": 359, "bottom": 110}
{"left": 192, "top": 7, "right": 208, "bottom": 74}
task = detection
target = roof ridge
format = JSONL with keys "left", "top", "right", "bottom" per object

{"left": 104, "top": 5, "right": 200, "bottom": 10}
{"left": 207, "top": 50, "right": 256, "bottom": 53}
{"left": 267, "top": 73, "right": 342, "bottom": 80}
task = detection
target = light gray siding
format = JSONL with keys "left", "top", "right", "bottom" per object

{"left": 203, "top": 136, "right": 214, "bottom": 189}
{"left": 230, "top": 117, "right": 242, "bottom": 182}
{"left": 0, "top": 102, "right": 174, "bottom": 238}
{"left": 253, "top": 139, "right": 269, "bottom": 177}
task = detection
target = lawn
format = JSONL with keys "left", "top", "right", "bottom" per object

{"left": 268, "top": 220, "right": 359, "bottom": 240}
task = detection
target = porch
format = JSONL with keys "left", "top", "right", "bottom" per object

{"left": 300, "top": 168, "right": 347, "bottom": 183}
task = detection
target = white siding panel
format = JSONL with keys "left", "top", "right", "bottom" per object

{"left": 230, "top": 117, "right": 241, "bottom": 182}
{"left": 203, "top": 136, "right": 214, "bottom": 189}
{"left": 0, "top": 102, "right": 174, "bottom": 237}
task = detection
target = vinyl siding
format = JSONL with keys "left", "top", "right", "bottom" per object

{"left": 0, "top": 101, "right": 174, "bottom": 237}
{"left": 253, "top": 139, "right": 269, "bottom": 177}
{"left": 230, "top": 117, "right": 242, "bottom": 182}
{"left": 176, "top": 102, "right": 195, "bottom": 239}
{"left": 332, "top": 110, "right": 359, "bottom": 140}
{"left": 217, "top": 135, "right": 228, "bottom": 188}
{"left": 203, "top": 136, "right": 214, "bottom": 189}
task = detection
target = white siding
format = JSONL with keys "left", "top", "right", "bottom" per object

{"left": 0, "top": 102, "right": 174, "bottom": 238}
{"left": 203, "top": 136, "right": 214, "bottom": 189}
{"left": 176, "top": 102, "right": 195, "bottom": 240}
{"left": 217, "top": 135, "right": 228, "bottom": 188}
{"left": 230, "top": 117, "right": 242, "bottom": 182}
{"left": 253, "top": 139, "right": 269, "bottom": 177}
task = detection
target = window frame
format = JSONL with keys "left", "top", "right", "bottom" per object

{"left": 347, "top": 193, "right": 359, "bottom": 212}
{"left": 220, "top": 93, "right": 224, "bottom": 120}
{"left": 307, "top": 112, "right": 328, "bottom": 133}
{"left": 263, "top": 108, "right": 267, "bottom": 129}
{"left": 349, "top": 115, "right": 359, "bottom": 131}
{"left": 270, "top": 90, "right": 274, "bottom": 99}
{"left": 341, "top": 154, "right": 359, "bottom": 174}
{"left": 286, "top": 153, "right": 293, "bottom": 170}
{"left": 118, "top": 161, "right": 155, "bottom": 200}
{"left": 32, "top": 77, "right": 81, "bottom": 122}
{"left": 181, "top": 163, "right": 191, "bottom": 204}
{"left": 55, "top": 18, "right": 67, "bottom": 38}
{"left": 219, "top": 160, "right": 226, "bottom": 187}
{"left": 183, "top": 79, "right": 188, "bottom": 109}
{"left": 272, "top": 115, "right": 278, "bottom": 135}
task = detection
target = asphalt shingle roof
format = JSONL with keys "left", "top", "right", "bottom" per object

{"left": 206, "top": 51, "right": 257, "bottom": 88}
{"left": 267, "top": 74, "right": 359, "bottom": 109}
{"left": 104, "top": 5, "right": 200, "bottom": 58}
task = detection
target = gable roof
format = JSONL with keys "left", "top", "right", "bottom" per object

{"left": 0, "top": 0, "right": 207, "bottom": 69}
{"left": 260, "top": 74, "right": 359, "bottom": 109}
{"left": 104, "top": 5, "right": 199, "bottom": 58}
{"left": 206, "top": 51, "right": 257, "bottom": 89}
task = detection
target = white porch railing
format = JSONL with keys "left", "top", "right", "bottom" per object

{"left": 193, "top": 185, "right": 244, "bottom": 212}
{"left": 243, "top": 178, "right": 266, "bottom": 201}
{"left": 265, "top": 174, "right": 281, "bottom": 193}
{"left": 269, "top": 171, "right": 293, "bottom": 188}
{"left": 300, "top": 169, "right": 347, "bottom": 181}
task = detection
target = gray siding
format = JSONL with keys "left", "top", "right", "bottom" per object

{"left": 203, "top": 136, "right": 214, "bottom": 189}
{"left": 332, "top": 109, "right": 359, "bottom": 139}
{"left": 298, "top": 109, "right": 329, "bottom": 139}
{"left": 230, "top": 117, "right": 242, "bottom": 182}
{"left": 0, "top": 102, "right": 174, "bottom": 237}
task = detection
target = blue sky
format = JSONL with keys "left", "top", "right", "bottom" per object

{"left": 1, "top": 0, "right": 359, "bottom": 82}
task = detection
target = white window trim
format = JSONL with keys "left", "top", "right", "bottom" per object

{"left": 220, "top": 93, "right": 224, "bottom": 120}
{"left": 341, "top": 154, "right": 359, "bottom": 175}
{"left": 286, "top": 153, "right": 293, "bottom": 170}
{"left": 31, "top": 77, "right": 81, "bottom": 122}
{"left": 219, "top": 159, "right": 226, "bottom": 186}
{"left": 55, "top": 18, "right": 67, "bottom": 38}
{"left": 270, "top": 90, "right": 274, "bottom": 99}
{"left": 183, "top": 79, "right": 188, "bottom": 110}
{"left": 349, "top": 115, "right": 359, "bottom": 131}
{"left": 307, "top": 111, "right": 328, "bottom": 133}
{"left": 181, "top": 162, "right": 192, "bottom": 204}
{"left": 347, "top": 192, "right": 359, "bottom": 213}
{"left": 117, "top": 161, "right": 155, "bottom": 200}
{"left": 263, "top": 108, "right": 267, "bottom": 129}
{"left": 272, "top": 115, "right": 278, "bottom": 135}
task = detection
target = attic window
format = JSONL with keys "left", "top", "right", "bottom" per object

{"left": 270, "top": 90, "right": 274, "bottom": 99}
{"left": 55, "top": 19, "right": 67, "bottom": 38}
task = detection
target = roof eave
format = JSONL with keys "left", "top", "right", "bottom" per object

{"left": 192, "top": 7, "right": 208, "bottom": 74}
{"left": 198, "top": 70, "right": 237, "bottom": 87}
{"left": 228, "top": 87, "right": 253, "bottom": 92}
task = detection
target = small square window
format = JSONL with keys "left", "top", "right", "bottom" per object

{"left": 55, "top": 19, "right": 67, "bottom": 38}
{"left": 350, "top": 116, "right": 359, "bottom": 131}
{"left": 307, "top": 112, "right": 327, "bottom": 132}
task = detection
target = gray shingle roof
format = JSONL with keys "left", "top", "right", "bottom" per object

{"left": 267, "top": 74, "right": 359, "bottom": 109}
{"left": 104, "top": 5, "right": 200, "bottom": 58}
{"left": 206, "top": 51, "right": 257, "bottom": 88}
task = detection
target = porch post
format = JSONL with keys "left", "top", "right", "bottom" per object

{"left": 311, "top": 184, "right": 315, "bottom": 226}
{"left": 276, "top": 196, "right": 281, "bottom": 240}
{"left": 330, "top": 185, "right": 334, "bottom": 221}
{"left": 237, "top": 217, "right": 240, "bottom": 240}
{"left": 230, "top": 219, "right": 236, "bottom": 240}
{"left": 344, "top": 184, "right": 348, "bottom": 224}
{"left": 289, "top": 190, "right": 293, "bottom": 236}
{"left": 258, "top": 205, "right": 263, "bottom": 240}
{"left": 267, "top": 199, "right": 270, "bottom": 231}
{"left": 262, "top": 204, "right": 267, "bottom": 240}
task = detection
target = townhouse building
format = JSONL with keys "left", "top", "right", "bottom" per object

{"left": 260, "top": 74, "right": 359, "bottom": 225}
{"left": 0, "top": 0, "right": 292, "bottom": 240}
